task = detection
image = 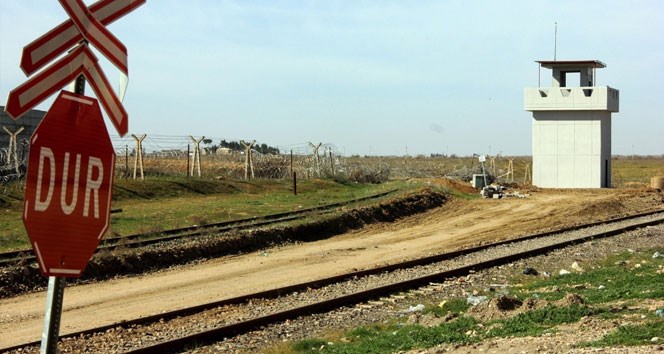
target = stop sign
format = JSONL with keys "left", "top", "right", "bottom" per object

{"left": 24, "top": 90, "right": 115, "bottom": 278}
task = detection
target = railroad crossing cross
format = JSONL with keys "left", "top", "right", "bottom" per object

{"left": 20, "top": 0, "right": 145, "bottom": 76}
{"left": 4, "top": 2, "right": 145, "bottom": 352}
{"left": 58, "top": 0, "right": 128, "bottom": 75}
{"left": 5, "top": 43, "right": 128, "bottom": 136}
{"left": 4, "top": 0, "right": 146, "bottom": 137}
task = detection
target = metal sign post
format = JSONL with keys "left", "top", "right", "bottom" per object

{"left": 479, "top": 154, "right": 488, "bottom": 187}
{"left": 39, "top": 72, "right": 86, "bottom": 354}
{"left": 41, "top": 276, "right": 66, "bottom": 354}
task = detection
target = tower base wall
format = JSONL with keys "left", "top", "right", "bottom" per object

{"left": 531, "top": 111, "right": 612, "bottom": 188}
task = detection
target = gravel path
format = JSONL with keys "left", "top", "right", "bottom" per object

{"left": 8, "top": 213, "right": 663, "bottom": 353}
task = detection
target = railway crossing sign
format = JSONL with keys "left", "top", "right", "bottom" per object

{"left": 5, "top": 0, "right": 146, "bottom": 274}
{"left": 4, "top": 0, "right": 146, "bottom": 137}
{"left": 5, "top": 43, "right": 129, "bottom": 136}
{"left": 4, "top": 1, "right": 145, "bottom": 352}
{"left": 23, "top": 91, "right": 115, "bottom": 278}
{"left": 20, "top": 0, "right": 144, "bottom": 76}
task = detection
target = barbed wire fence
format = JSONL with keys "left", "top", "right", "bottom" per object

{"left": 0, "top": 132, "right": 543, "bottom": 187}
{"left": 109, "top": 135, "right": 357, "bottom": 182}
{"left": 0, "top": 138, "right": 29, "bottom": 189}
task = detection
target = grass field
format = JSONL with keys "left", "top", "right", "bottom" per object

{"left": 611, "top": 156, "right": 664, "bottom": 187}
{"left": 0, "top": 155, "right": 661, "bottom": 252}
{"left": 107, "top": 178, "right": 411, "bottom": 237}
{"left": 0, "top": 177, "right": 419, "bottom": 252}
{"left": 122, "top": 153, "right": 663, "bottom": 186}
{"left": 344, "top": 155, "right": 663, "bottom": 187}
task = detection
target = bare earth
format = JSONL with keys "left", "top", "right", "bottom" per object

{"left": 1, "top": 187, "right": 662, "bottom": 349}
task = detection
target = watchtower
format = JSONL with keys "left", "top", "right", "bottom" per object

{"left": 524, "top": 60, "right": 619, "bottom": 188}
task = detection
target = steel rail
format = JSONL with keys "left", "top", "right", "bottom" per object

{"left": 0, "top": 189, "right": 398, "bottom": 266}
{"left": 124, "top": 212, "right": 664, "bottom": 354}
{"left": 3, "top": 209, "right": 662, "bottom": 353}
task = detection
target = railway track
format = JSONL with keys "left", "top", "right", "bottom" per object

{"left": 4, "top": 208, "right": 663, "bottom": 353}
{"left": 0, "top": 189, "right": 398, "bottom": 267}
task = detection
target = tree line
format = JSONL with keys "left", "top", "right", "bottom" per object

{"left": 203, "top": 139, "right": 280, "bottom": 155}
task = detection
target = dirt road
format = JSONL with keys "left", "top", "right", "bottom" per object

{"left": 1, "top": 187, "right": 661, "bottom": 349}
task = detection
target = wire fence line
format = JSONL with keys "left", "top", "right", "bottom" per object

{"left": 2, "top": 134, "right": 659, "bottom": 186}
{"left": 0, "top": 133, "right": 533, "bottom": 185}
{"left": 110, "top": 135, "right": 332, "bottom": 155}
{"left": 111, "top": 134, "right": 348, "bottom": 180}
{"left": 0, "top": 132, "right": 367, "bottom": 185}
{"left": 108, "top": 134, "right": 485, "bottom": 183}
{"left": 0, "top": 138, "right": 29, "bottom": 184}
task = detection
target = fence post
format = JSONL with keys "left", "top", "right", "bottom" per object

{"left": 186, "top": 144, "right": 190, "bottom": 178}
{"left": 309, "top": 142, "right": 322, "bottom": 177}
{"left": 241, "top": 140, "right": 256, "bottom": 180}
{"left": 189, "top": 135, "right": 205, "bottom": 177}
{"left": 124, "top": 145, "right": 129, "bottom": 180}
{"left": 3, "top": 126, "right": 24, "bottom": 174}
{"left": 131, "top": 134, "right": 146, "bottom": 180}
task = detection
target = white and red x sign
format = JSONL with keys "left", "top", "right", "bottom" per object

{"left": 5, "top": 0, "right": 145, "bottom": 137}
{"left": 21, "top": 0, "right": 144, "bottom": 76}
{"left": 59, "top": 0, "right": 128, "bottom": 75}
{"left": 6, "top": 43, "right": 128, "bottom": 136}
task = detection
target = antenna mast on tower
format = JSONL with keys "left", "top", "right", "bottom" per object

{"left": 554, "top": 22, "right": 558, "bottom": 61}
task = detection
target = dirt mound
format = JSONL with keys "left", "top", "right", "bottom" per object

{"left": 578, "top": 199, "right": 627, "bottom": 217}
{"left": 428, "top": 178, "right": 478, "bottom": 194}
{"left": 466, "top": 293, "right": 587, "bottom": 323}
{"left": 467, "top": 295, "right": 548, "bottom": 322}
{"left": 556, "top": 293, "right": 586, "bottom": 307}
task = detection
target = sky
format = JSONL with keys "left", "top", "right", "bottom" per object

{"left": 1, "top": 0, "right": 663, "bottom": 156}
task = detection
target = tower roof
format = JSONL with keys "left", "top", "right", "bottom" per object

{"left": 536, "top": 60, "right": 606, "bottom": 69}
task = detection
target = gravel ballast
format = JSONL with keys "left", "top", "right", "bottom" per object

{"left": 7, "top": 214, "right": 663, "bottom": 354}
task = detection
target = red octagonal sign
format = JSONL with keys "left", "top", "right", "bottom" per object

{"left": 24, "top": 90, "right": 115, "bottom": 278}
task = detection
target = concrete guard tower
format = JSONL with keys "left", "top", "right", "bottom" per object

{"left": 525, "top": 60, "right": 619, "bottom": 188}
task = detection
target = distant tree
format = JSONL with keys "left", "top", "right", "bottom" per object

{"left": 219, "top": 140, "right": 279, "bottom": 154}
{"left": 220, "top": 140, "right": 243, "bottom": 152}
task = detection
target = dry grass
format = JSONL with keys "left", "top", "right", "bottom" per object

{"left": 612, "top": 156, "right": 664, "bottom": 187}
